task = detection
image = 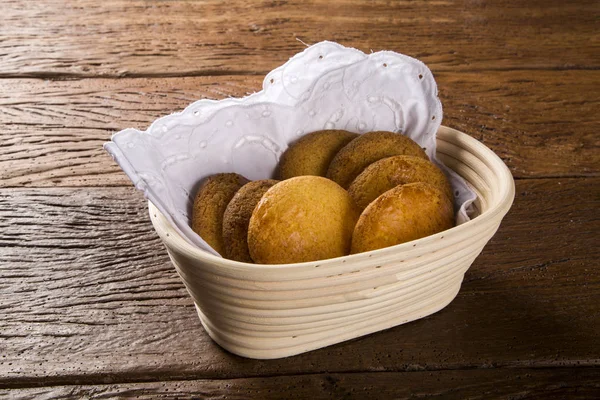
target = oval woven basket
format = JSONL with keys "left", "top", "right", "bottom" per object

{"left": 149, "top": 125, "right": 515, "bottom": 359}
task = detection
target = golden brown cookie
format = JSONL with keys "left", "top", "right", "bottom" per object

{"left": 222, "top": 179, "right": 279, "bottom": 263}
{"left": 276, "top": 130, "right": 359, "bottom": 180}
{"left": 351, "top": 182, "right": 454, "bottom": 254}
{"left": 326, "top": 131, "right": 428, "bottom": 189}
{"left": 348, "top": 155, "right": 453, "bottom": 210}
{"left": 248, "top": 176, "right": 360, "bottom": 264}
{"left": 191, "top": 173, "right": 249, "bottom": 256}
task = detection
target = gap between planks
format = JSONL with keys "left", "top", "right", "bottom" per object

{"left": 0, "top": 65, "right": 599, "bottom": 81}
{"left": 2, "top": 362, "right": 600, "bottom": 391}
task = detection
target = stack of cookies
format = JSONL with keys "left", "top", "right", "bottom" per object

{"left": 192, "top": 130, "right": 454, "bottom": 264}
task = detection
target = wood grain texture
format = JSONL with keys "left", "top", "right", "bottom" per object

{"left": 2, "top": 0, "right": 597, "bottom": 394}
{"left": 1, "top": 178, "right": 598, "bottom": 387}
{"left": 2, "top": 368, "right": 600, "bottom": 399}
{"left": 1, "top": 71, "right": 598, "bottom": 188}
{"left": 0, "top": 76, "right": 256, "bottom": 187}
{"left": 1, "top": 0, "right": 598, "bottom": 78}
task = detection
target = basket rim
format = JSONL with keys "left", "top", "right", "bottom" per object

{"left": 149, "top": 125, "right": 515, "bottom": 270}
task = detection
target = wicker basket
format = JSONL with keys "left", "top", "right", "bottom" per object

{"left": 149, "top": 125, "right": 515, "bottom": 359}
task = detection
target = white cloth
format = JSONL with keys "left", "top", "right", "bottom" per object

{"left": 104, "top": 41, "right": 476, "bottom": 256}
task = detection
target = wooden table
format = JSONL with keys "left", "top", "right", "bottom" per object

{"left": 1, "top": 1, "right": 598, "bottom": 398}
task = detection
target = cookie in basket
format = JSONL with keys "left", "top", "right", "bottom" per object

{"left": 192, "top": 173, "right": 249, "bottom": 256}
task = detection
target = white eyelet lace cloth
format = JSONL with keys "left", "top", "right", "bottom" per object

{"left": 104, "top": 41, "right": 476, "bottom": 256}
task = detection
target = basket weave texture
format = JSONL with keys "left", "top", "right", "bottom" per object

{"left": 149, "top": 126, "right": 514, "bottom": 359}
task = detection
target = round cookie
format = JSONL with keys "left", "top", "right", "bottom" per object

{"left": 276, "top": 130, "right": 359, "bottom": 180}
{"left": 222, "top": 179, "right": 279, "bottom": 263}
{"left": 351, "top": 182, "right": 454, "bottom": 254}
{"left": 192, "top": 173, "right": 249, "bottom": 256}
{"left": 248, "top": 176, "right": 360, "bottom": 264}
{"left": 326, "top": 131, "right": 428, "bottom": 189}
{"left": 348, "top": 155, "right": 453, "bottom": 210}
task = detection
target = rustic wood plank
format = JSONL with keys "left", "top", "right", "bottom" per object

{"left": 1, "top": 71, "right": 598, "bottom": 188}
{"left": 0, "top": 178, "right": 598, "bottom": 387}
{"left": 0, "top": 0, "right": 598, "bottom": 78}
{"left": 2, "top": 368, "right": 600, "bottom": 399}
{"left": 439, "top": 72, "right": 600, "bottom": 178}
{"left": 0, "top": 76, "right": 257, "bottom": 187}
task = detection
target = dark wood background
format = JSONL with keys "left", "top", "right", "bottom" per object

{"left": 1, "top": 1, "right": 598, "bottom": 398}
